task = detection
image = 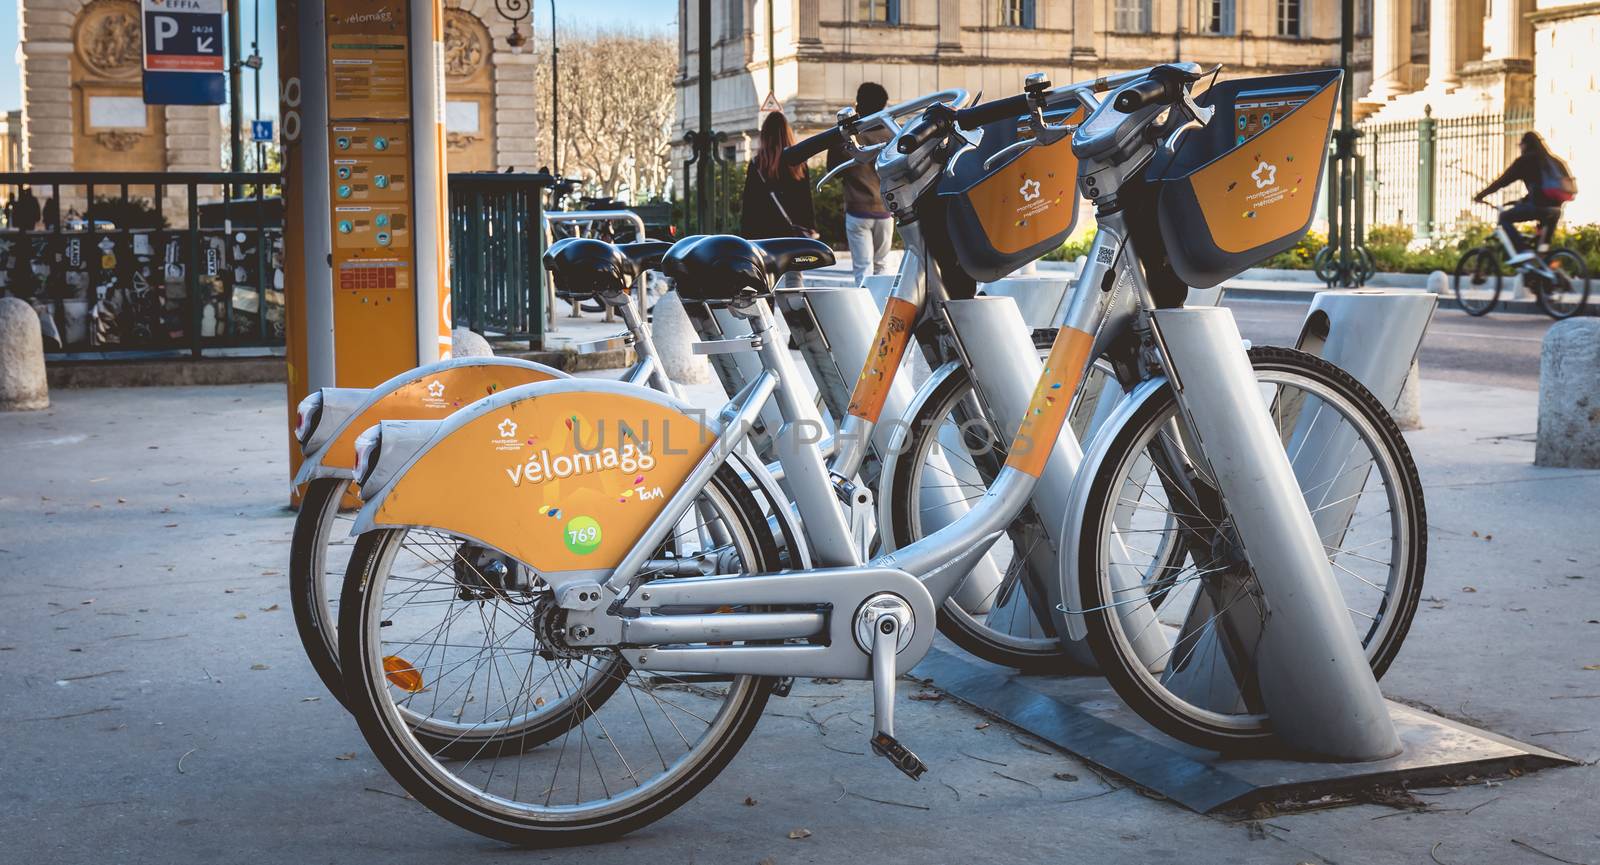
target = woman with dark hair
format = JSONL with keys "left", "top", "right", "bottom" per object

{"left": 1475, "top": 131, "right": 1576, "bottom": 263}
{"left": 740, "top": 112, "right": 817, "bottom": 284}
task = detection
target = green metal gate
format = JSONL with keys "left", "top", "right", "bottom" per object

{"left": 447, "top": 172, "right": 553, "bottom": 349}
{"left": 1359, "top": 106, "right": 1534, "bottom": 239}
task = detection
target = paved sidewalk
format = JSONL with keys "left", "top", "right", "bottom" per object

{"left": 0, "top": 377, "right": 1596, "bottom": 864}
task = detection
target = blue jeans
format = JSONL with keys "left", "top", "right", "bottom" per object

{"left": 1500, "top": 200, "right": 1560, "bottom": 252}
{"left": 845, "top": 214, "right": 894, "bottom": 286}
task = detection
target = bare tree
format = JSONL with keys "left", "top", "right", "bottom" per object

{"left": 528, "top": 28, "right": 675, "bottom": 201}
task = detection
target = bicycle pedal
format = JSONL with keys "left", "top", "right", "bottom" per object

{"left": 870, "top": 732, "right": 928, "bottom": 781}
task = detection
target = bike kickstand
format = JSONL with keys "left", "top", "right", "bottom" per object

{"left": 867, "top": 612, "right": 927, "bottom": 781}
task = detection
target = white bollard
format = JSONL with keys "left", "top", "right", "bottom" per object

{"left": 1536, "top": 318, "right": 1600, "bottom": 469}
{"left": 0, "top": 296, "right": 49, "bottom": 411}
{"left": 1426, "top": 270, "right": 1448, "bottom": 297}
{"left": 650, "top": 291, "right": 712, "bottom": 385}
{"left": 450, "top": 327, "right": 493, "bottom": 358}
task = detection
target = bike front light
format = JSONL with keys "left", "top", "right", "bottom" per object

{"left": 294, "top": 391, "right": 325, "bottom": 447}
{"left": 353, "top": 425, "right": 383, "bottom": 489}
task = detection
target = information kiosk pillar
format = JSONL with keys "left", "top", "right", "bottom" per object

{"left": 278, "top": 0, "right": 451, "bottom": 494}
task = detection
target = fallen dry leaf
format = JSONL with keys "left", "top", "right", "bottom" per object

{"left": 1053, "top": 772, "right": 1079, "bottom": 782}
{"left": 233, "top": 613, "right": 247, "bottom": 620}
{"left": 744, "top": 796, "right": 758, "bottom": 806}
{"left": 974, "top": 722, "right": 991, "bottom": 730}
{"left": 1462, "top": 586, "right": 1477, "bottom": 593}
{"left": 301, "top": 696, "right": 321, "bottom": 702}
{"left": 335, "top": 752, "right": 357, "bottom": 761}
{"left": 250, "top": 664, "right": 270, "bottom": 671}
{"left": 1583, "top": 664, "right": 1600, "bottom": 671}
{"left": 260, "top": 604, "right": 280, "bottom": 612}
{"left": 787, "top": 828, "right": 812, "bottom": 840}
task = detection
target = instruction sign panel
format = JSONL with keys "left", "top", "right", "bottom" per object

{"left": 142, "top": 0, "right": 226, "bottom": 104}
{"left": 325, "top": 2, "right": 418, "bottom": 384}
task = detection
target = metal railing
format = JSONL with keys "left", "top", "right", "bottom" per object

{"left": 1359, "top": 106, "right": 1534, "bottom": 238}
{"left": 0, "top": 172, "right": 282, "bottom": 357}
{"left": 0, "top": 169, "right": 661, "bottom": 359}
{"left": 680, "top": 150, "right": 742, "bottom": 236}
{"left": 447, "top": 172, "right": 555, "bottom": 348}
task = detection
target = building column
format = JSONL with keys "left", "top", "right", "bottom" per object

{"left": 1071, "top": 0, "right": 1096, "bottom": 62}
{"left": 1364, "top": 0, "right": 1414, "bottom": 102}
{"left": 1427, "top": 0, "right": 1461, "bottom": 91}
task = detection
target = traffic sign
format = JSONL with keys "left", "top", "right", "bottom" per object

{"left": 251, "top": 119, "right": 274, "bottom": 142}
{"left": 142, "top": 0, "right": 226, "bottom": 105}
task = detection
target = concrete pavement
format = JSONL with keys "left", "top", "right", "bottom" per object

{"left": 0, "top": 370, "right": 1597, "bottom": 863}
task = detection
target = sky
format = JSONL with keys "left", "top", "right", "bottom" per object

{"left": 0, "top": 0, "right": 676, "bottom": 116}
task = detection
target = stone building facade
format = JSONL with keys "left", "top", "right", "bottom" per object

{"left": 438, "top": 0, "right": 541, "bottom": 173}
{"left": 17, "top": 0, "right": 224, "bottom": 213}
{"left": 676, "top": 0, "right": 1597, "bottom": 227}
{"left": 1529, "top": 0, "right": 1600, "bottom": 224}
{"left": 674, "top": 0, "right": 1377, "bottom": 163}
{"left": 12, "top": 0, "right": 541, "bottom": 193}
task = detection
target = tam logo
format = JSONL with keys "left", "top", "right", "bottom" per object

{"left": 1019, "top": 178, "right": 1042, "bottom": 202}
{"left": 1252, "top": 161, "right": 1277, "bottom": 189}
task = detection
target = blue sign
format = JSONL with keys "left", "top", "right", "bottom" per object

{"left": 251, "top": 119, "right": 274, "bottom": 142}
{"left": 142, "top": 0, "right": 226, "bottom": 106}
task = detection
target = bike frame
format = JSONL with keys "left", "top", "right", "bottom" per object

{"left": 1491, "top": 203, "right": 1558, "bottom": 280}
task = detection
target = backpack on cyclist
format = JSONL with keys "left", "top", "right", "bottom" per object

{"left": 1541, "top": 156, "right": 1578, "bottom": 203}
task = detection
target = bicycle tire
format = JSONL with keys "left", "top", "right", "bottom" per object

{"left": 1453, "top": 247, "right": 1502, "bottom": 316}
{"left": 338, "top": 465, "right": 779, "bottom": 846}
{"left": 289, "top": 477, "right": 356, "bottom": 707}
{"left": 1536, "top": 248, "right": 1591, "bottom": 320}
{"left": 1076, "top": 346, "right": 1426, "bottom": 751}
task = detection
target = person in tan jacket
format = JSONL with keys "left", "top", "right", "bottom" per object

{"left": 826, "top": 82, "right": 894, "bottom": 286}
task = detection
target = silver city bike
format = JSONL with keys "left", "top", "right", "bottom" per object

{"left": 333, "top": 64, "right": 1424, "bottom": 845}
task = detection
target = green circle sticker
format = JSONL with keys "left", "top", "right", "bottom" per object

{"left": 563, "top": 516, "right": 602, "bottom": 556}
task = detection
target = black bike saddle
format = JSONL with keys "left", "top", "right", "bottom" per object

{"left": 543, "top": 237, "right": 671, "bottom": 299}
{"left": 662, "top": 234, "right": 835, "bottom": 303}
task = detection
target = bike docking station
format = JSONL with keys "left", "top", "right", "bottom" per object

{"left": 909, "top": 286, "right": 1574, "bottom": 814}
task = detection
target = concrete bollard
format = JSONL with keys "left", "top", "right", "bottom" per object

{"left": 450, "top": 328, "right": 494, "bottom": 358}
{"left": 1536, "top": 318, "right": 1600, "bottom": 468}
{"left": 0, "top": 296, "right": 50, "bottom": 411}
{"left": 650, "top": 291, "right": 712, "bottom": 385}
{"left": 1426, "top": 270, "right": 1448, "bottom": 297}
{"left": 1393, "top": 359, "right": 1422, "bottom": 431}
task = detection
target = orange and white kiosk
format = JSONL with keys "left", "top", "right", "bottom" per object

{"left": 277, "top": 0, "right": 452, "bottom": 494}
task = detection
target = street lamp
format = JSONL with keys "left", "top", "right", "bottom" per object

{"left": 491, "top": 0, "right": 542, "bottom": 163}
{"left": 549, "top": 0, "right": 558, "bottom": 175}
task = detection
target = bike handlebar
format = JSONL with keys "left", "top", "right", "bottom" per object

{"left": 782, "top": 126, "right": 844, "bottom": 166}
{"left": 953, "top": 93, "right": 1034, "bottom": 131}
{"left": 1113, "top": 78, "right": 1177, "bottom": 113}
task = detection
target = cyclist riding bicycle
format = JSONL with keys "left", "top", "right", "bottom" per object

{"left": 1474, "top": 131, "right": 1577, "bottom": 265}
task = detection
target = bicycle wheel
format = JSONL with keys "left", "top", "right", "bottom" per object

{"left": 289, "top": 477, "right": 360, "bottom": 707}
{"left": 880, "top": 357, "right": 1204, "bottom": 671}
{"left": 1536, "top": 249, "right": 1591, "bottom": 319}
{"left": 1313, "top": 246, "right": 1336, "bottom": 284}
{"left": 339, "top": 465, "right": 778, "bottom": 846}
{"left": 1453, "top": 247, "right": 1502, "bottom": 316}
{"left": 1076, "top": 347, "right": 1426, "bottom": 751}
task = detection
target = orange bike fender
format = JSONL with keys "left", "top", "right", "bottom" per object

{"left": 366, "top": 380, "right": 716, "bottom": 574}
